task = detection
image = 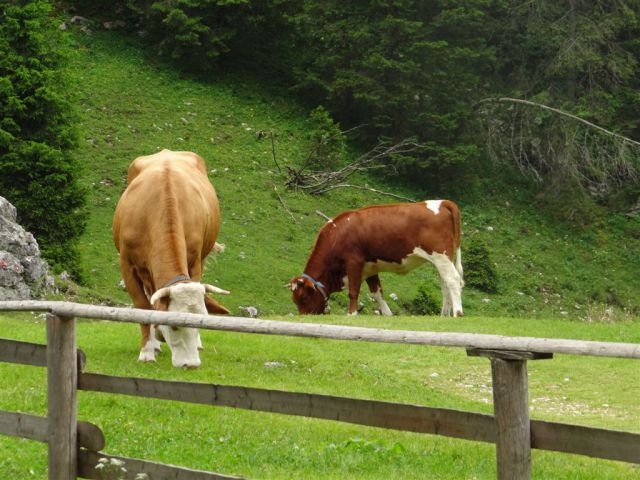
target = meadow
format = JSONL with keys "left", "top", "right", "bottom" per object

{"left": 0, "top": 28, "right": 639, "bottom": 479}
{"left": 1, "top": 312, "right": 639, "bottom": 479}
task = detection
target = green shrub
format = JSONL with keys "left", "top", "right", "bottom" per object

{"left": 404, "top": 284, "right": 440, "bottom": 316}
{"left": 0, "top": 1, "right": 86, "bottom": 277}
{"left": 305, "top": 106, "right": 346, "bottom": 170}
{"left": 463, "top": 238, "right": 498, "bottom": 293}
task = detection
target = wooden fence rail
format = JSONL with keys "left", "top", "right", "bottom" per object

{"left": 0, "top": 300, "right": 639, "bottom": 479}
{"left": 2, "top": 300, "right": 640, "bottom": 358}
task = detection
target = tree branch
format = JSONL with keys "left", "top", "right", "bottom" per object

{"left": 315, "top": 184, "right": 416, "bottom": 202}
{"left": 478, "top": 97, "right": 640, "bottom": 148}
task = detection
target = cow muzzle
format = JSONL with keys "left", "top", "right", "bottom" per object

{"left": 157, "top": 325, "right": 201, "bottom": 369}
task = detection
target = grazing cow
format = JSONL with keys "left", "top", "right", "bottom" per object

{"left": 289, "top": 200, "right": 463, "bottom": 317}
{"left": 113, "top": 149, "right": 230, "bottom": 368}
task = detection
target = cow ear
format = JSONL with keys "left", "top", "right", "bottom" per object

{"left": 205, "top": 295, "right": 230, "bottom": 315}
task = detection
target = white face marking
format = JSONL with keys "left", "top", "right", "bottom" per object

{"left": 162, "top": 283, "right": 205, "bottom": 368}
{"left": 425, "top": 200, "right": 443, "bottom": 215}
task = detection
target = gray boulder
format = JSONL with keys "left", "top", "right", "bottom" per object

{"left": 0, "top": 196, "right": 54, "bottom": 300}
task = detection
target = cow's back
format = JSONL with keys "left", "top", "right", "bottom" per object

{"left": 316, "top": 201, "right": 459, "bottom": 263}
{"left": 113, "top": 150, "right": 220, "bottom": 262}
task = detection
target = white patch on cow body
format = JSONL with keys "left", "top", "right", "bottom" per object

{"left": 358, "top": 246, "right": 463, "bottom": 317}
{"left": 425, "top": 200, "right": 443, "bottom": 215}
{"left": 371, "top": 289, "right": 393, "bottom": 316}
{"left": 362, "top": 249, "right": 427, "bottom": 279}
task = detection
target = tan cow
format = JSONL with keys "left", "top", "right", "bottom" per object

{"left": 289, "top": 200, "right": 463, "bottom": 317}
{"left": 113, "top": 149, "right": 230, "bottom": 368}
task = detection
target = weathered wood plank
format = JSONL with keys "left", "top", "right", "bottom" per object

{"left": 0, "top": 338, "right": 47, "bottom": 366}
{"left": 78, "top": 420, "right": 106, "bottom": 452}
{"left": 78, "top": 372, "right": 497, "bottom": 443}
{"left": 0, "top": 410, "right": 48, "bottom": 442}
{"left": 78, "top": 449, "right": 244, "bottom": 480}
{"left": 467, "top": 348, "right": 553, "bottom": 361}
{"left": 0, "top": 337, "right": 86, "bottom": 371}
{"left": 46, "top": 313, "right": 77, "bottom": 480}
{"left": 0, "top": 410, "right": 104, "bottom": 451}
{"left": 2, "top": 300, "right": 639, "bottom": 358}
{"left": 491, "top": 358, "right": 531, "bottom": 479}
{"left": 531, "top": 420, "right": 640, "bottom": 464}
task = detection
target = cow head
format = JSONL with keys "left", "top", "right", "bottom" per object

{"left": 150, "top": 282, "right": 230, "bottom": 368}
{"left": 288, "top": 275, "right": 329, "bottom": 314}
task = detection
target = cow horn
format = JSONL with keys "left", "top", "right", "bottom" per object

{"left": 150, "top": 287, "right": 172, "bottom": 306}
{"left": 204, "top": 284, "right": 230, "bottom": 295}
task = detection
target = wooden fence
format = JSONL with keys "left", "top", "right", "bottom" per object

{"left": 0, "top": 300, "right": 639, "bottom": 479}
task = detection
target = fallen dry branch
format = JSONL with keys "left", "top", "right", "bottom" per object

{"left": 286, "top": 139, "right": 423, "bottom": 195}
{"left": 318, "top": 184, "right": 416, "bottom": 202}
{"left": 273, "top": 185, "right": 297, "bottom": 223}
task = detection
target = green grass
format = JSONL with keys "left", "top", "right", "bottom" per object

{"left": 1, "top": 312, "right": 639, "bottom": 479}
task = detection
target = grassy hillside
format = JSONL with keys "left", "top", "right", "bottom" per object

{"left": 56, "top": 33, "right": 640, "bottom": 319}
{"left": 60, "top": 29, "right": 639, "bottom": 322}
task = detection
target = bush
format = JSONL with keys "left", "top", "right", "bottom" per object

{"left": 305, "top": 106, "right": 346, "bottom": 170}
{"left": 404, "top": 284, "right": 440, "bottom": 316}
{"left": 0, "top": 1, "right": 86, "bottom": 277}
{"left": 463, "top": 238, "right": 498, "bottom": 293}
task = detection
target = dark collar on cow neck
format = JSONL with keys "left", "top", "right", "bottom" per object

{"left": 301, "top": 273, "right": 328, "bottom": 301}
{"left": 162, "top": 275, "right": 191, "bottom": 289}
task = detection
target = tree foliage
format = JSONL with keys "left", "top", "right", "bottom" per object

{"left": 483, "top": 0, "right": 640, "bottom": 202}
{"left": 290, "top": 1, "right": 498, "bottom": 175}
{"left": 0, "top": 1, "right": 86, "bottom": 276}
{"left": 60, "top": 0, "right": 640, "bottom": 208}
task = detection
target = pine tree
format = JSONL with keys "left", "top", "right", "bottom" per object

{"left": 0, "top": 1, "right": 86, "bottom": 276}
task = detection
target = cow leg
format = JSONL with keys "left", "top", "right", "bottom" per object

{"left": 439, "top": 278, "right": 452, "bottom": 316}
{"left": 366, "top": 275, "right": 393, "bottom": 316}
{"left": 416, "top": 250, "right": 463, "bottom": 317}
{"left": 434, "top": 258, "right": 463, "bottom": 317}
{"left": 346, "top": 263, "right": 365, "bottom": 315}
{"left": 120, "top": 258, "right": 159, "bottom": 362}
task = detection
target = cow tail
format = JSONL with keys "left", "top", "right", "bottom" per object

{"left": 444, "top": 200, "right": 463, "bottom": 284}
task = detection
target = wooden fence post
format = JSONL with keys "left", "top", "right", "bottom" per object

{"left": 467, "top": 349, "right": 552, "bottom": 480}
{"left": 47, "top": 313, "right": 77, "bottom": 480}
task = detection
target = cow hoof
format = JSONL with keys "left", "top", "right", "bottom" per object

{"left": 455, "top": 310, "right": 463, "bottom": 318}
{"left": 138, "top": 352, "right": 157, "bottom": 363}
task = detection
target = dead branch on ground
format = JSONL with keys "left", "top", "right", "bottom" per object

{"left": 286, "top": 139, "right": 423, "bottom": 195}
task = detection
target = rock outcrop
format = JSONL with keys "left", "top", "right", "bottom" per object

{"left": 0, "top": 196, "right": 54, "bottom": 300}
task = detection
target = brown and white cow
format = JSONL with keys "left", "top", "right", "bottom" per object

{"left": 112, "top": 149, "right": 230, "bottom": 368}
{"left": 289, "top": 200, "right": 463, "bottom": 317}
